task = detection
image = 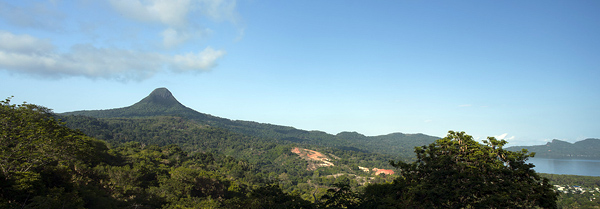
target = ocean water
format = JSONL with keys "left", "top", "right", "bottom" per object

{"left": 527, "top": 157, "right": 600, "bottom": 177}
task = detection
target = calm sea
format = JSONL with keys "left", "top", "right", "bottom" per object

{"left": 527, "top": 157, "right": 600, "bottom": 177}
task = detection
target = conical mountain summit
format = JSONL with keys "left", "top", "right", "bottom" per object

{"left": 62, "top": 87, "right": 197, "bottom": 118}
{"left": 135, "top": 87, "right": 184, "bottom": 108}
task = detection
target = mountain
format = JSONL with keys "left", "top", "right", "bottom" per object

{"left": 64, "top": 87, "right": 227, "bottom": 124}
{"left": 336, "top": 131, "right": 438, "bottom": 159}
{"left": 507, "top": 138, "right": 600, "bottom": 159}
{"left": 62, "top": 87, "right": 439, "bottom": 158}
{"left": 134, "top": 87, "right": 184, "bottom": 107}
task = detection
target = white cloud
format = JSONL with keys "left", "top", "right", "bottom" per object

{"left": 109, "top": 0, "right": 191, "bottom": 27}
{"left": 172, "top": 47, "right": 226, "bottom": 72}
{"left": 0, "top": 1, "right": 238, "bottom": 79}
{"left": 161, "top": 28, "right": 192, "bottom": 48}
{"left": 0, "top": 31, "right": 54, "bottom": 53}
{"left": 198, "top": 0, "right": 239, "bottom": 23}
{"left": 108, "top": 0, "right": 239, "bottom": 48}
{"left": 0, "top": 31, "right": 224, "bottom": 81}
{"left": 108, "top": 0, "right": 239, "bottom": 27}
{"left": 495, "top": 133, "right": 508, "bottom": 140}
{"left": 149, "top": 0, "right": 192, "bottom": 26}
{"left": 494, "top": 133, "right": 515, "bottom": 141}
{"left": 59, "top": 44, "right": 164, "bottom": 79}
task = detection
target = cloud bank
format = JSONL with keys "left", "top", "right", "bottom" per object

{"left": 0, "top": 0, "right": 239, "bottom": 81}
{"left": 109, "top": 0, "right": 239, "bottom": 48}
{"left": 0, "top": 31, "right": 225, "bottom": 81}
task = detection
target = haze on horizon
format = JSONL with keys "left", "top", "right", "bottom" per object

{"left": 1, "top": 0, "right": 599, "bottom": 146}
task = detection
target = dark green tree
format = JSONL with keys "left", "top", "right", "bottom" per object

{"left": 0, "top": 98, "right": 111, "bottom": 208}
{"left": 320, "top": 181, "right": 361, "bottom": 209}
{"left": 365, "top": 131, "right": 558, "bottom": 208}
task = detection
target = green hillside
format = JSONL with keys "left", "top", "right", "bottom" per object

{"left": 63, "top": 88, "right": 438, "bottom": 159}
{"left": 59, "top": 88, "right": 409, "bottom": 201}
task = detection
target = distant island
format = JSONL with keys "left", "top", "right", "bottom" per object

{"left": 507, "top": 138, "right": 600, "bottom": 159}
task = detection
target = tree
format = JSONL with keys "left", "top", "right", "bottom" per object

{"left": 320, "top": 181, "right": 361, "bottom": 209}
{"left": 237, "top": 184, "right": 313, "bottom": 209}
{"left": 0, "top": 98, "right": 111, "bottom": 208}
{"left": 367, "top": 131, "right": 558, "bottom": 208}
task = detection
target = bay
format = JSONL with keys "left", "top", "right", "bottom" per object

{"left": 527, "top": 157, "right": 600, "bottom": 177}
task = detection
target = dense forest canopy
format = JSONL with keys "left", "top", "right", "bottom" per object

{"left": 1, "top": 97, "right": 571, "bottom": 208}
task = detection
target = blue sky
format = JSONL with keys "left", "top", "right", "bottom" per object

{"left": 1, "top": 0, "right": 598, "bottom": 146}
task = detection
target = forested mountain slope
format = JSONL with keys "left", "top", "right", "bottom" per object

{"left": 58, "top": 89, "right": 406, "bottom": 200}
{"left": 63, "top": 88, "right": 438, "bottom": 159}
{"left": 1, "top": 98, "right": 315, "bottom": 208}
{"left": 58, "top": 114, "right": 400, "bottom": 174}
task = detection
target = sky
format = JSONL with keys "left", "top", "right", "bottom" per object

{"left": 1, "top": 0, "right": 599, "bottom": 146}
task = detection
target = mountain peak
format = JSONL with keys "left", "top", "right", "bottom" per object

{"left": 62, "top": 87, "right": 207, "bottom": 119}
{"left": 136, "top": 87, "right": 182, "bottom": 107}
{"left": 150, "top": 87, "right": 174, "bottom": 99}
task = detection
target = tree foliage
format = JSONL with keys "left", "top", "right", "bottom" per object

{"left": 370, "top": 131, "right": 559, "bottom": 208}
{"left": 0, "top": 98, "right": 109, "bottom": 208}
